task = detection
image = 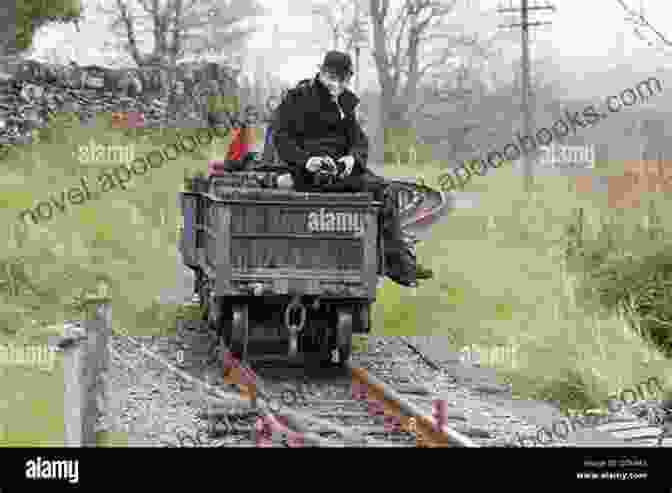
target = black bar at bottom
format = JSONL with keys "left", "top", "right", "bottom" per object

{"left": 0, "top": 446, "right": 669, "bottom": 490}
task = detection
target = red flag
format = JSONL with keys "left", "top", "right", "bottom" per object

{"left": 225, "top": 127, "right": 256, "bottom": 161}
{"left": 225, "top": 128, "right": 242, "bottom": 160}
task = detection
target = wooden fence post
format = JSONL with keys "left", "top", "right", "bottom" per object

{"left": 53, "top": 282, "right": 111, "bottom": 447}
{"left": 60, "top": 328, "right": 88, "bottom": 446}
{"left": 82, "top": 283, "right": 111, "bottom": 447}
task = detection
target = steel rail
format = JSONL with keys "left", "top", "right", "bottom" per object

{"left": 347, "top": 362, "right": 478, "bottom": 447}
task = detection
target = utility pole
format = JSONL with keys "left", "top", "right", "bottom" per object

{"left": 498, "top": 1, "right": 555, "bottom": 193}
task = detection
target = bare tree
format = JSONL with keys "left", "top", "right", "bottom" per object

{"left": 98, "top": 0, "right": 266, "bottom": 67}
{"left": 312, "top": 0, "right": 370, "bottom": 92}
{"left": 312, "top": 0, "right": 359, "bottom": 51}
{"left": 14, "top": 0, "right": 83, "bottom": 54}
{"left": 616, "top": 0, "right": 671, "bottom": 53}
{"left": 368, "top": 0, "right": 496, "bottom": 164}
{"left": 416, "top": 63, "right": 483, "bottom": 162}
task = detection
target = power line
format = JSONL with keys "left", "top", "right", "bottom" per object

{"left": 497, "top": 1, "right": 555, "bottom": 194}
{"left": 615, "top": 0, "right": 672, "bottom": 48}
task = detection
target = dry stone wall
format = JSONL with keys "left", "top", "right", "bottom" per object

{"left": 0, "top": 58, "right": 239, "bottom": 149}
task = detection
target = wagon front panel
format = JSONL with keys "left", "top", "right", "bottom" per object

{"left": 204, "top": 191, "right": 380, "bottom": 299}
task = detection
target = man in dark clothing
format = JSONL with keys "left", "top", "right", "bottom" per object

{"left": 272, "top": 51, "right": 432, "bottom": 287}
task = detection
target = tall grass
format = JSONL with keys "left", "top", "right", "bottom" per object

{"left": 373, "top": 158, "right": 672, "bottom": 413}
{"left": 0, "top": 113, "right": 237, "bottom": 337}
{"left": 0, "top": 115, "right": 231, "bottom": 446}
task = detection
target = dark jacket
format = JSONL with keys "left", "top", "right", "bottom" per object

{"left": 271, "top": 74, "right": 369, "bottom": 189}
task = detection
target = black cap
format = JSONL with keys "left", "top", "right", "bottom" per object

{"left": 320, "top": 51, "right": 353, "bottom": 79}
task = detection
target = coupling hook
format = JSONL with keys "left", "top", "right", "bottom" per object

{"left": 284, "top": 297, "right": 306, "bottom": 333}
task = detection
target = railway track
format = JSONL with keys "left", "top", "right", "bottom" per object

{"left": 75, "top": 314, "right": 672, "bottom": 450}
{"left": 105, "top": 325, "right": 479, "bottom": 447}
{"left": 107, "top": 323, "right": 670, "bottom": 450}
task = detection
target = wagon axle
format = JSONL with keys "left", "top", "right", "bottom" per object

{"left": 201, "top": 295, "right": 362, "bottom": 367}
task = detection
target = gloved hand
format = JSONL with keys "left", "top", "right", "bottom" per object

{"left": 306, "top": 156, "right": 336, "bottom": 173}
{"left": 337, "top": 156, "right": 355, "bottom": 177}
{"left": 306, "top": 156, "right": 325, "bottom": 173}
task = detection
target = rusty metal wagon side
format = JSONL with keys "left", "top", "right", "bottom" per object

{"left": 180, "top": 175, "right": 384, "bottom": 367}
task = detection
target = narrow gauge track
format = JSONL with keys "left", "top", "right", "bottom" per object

{"left": 106, "top": 326, "right": 478, "bottom": 448}
{"left": 105, "top": 306, "right": 671, "bottom": 448}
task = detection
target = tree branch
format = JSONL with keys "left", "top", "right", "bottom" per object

{"left": 115, "top": 0, "right": 143, "bottom": 66}
{"left": 417, "top": 48, "right": 456, "bottom": 77}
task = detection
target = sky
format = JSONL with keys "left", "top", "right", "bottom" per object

{"left": 243, "top": 0, "right": 671, "bottom": 96}
{"left": 27, "top": 0, "right": 671, "bottom": 97}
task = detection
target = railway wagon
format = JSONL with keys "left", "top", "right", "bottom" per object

{"left": 180, "top": 171, "right": 384, "bottom": 367}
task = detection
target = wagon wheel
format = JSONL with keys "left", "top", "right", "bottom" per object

{"left": 204, "top": 293, "right": 225, "bottom": 362}
{"left": 230, "top": 304, "right": 249, "bottom": 361}
{"left": 356, "top": 303, "right": 371, "bottom": 334}
{"left": 202, "top": 281, "right": 214, "bottom": 324}
{"left": 195, "top": 269, "right": 207, "bottom": 311}
{"left": 334, "top": 306, "right": 353, "bottom": 367}
{"left": 312, "top": 325, "right": 334, "bottom": 369}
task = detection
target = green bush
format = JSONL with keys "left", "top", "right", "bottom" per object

{"left": 577, "top": 248, "right": 672, "bottom": 356}
{"left": 16, "top": 0, "right": 82, "bottom": 51}
{"left": 563, "top": 197, "right": 672, "bottom": 357}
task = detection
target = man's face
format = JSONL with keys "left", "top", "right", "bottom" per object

{"left": 266, "top": 96, "right": 280, "bottom": 113}
{"left": 319, "top": 70, "right": 351, "bottom": 98}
